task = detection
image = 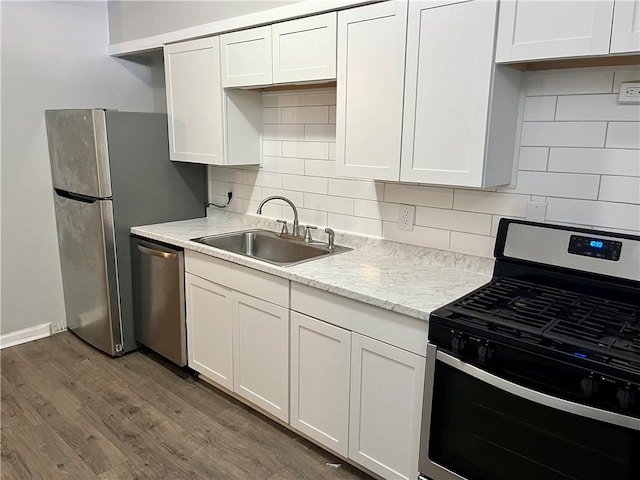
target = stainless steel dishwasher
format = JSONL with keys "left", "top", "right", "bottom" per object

{"left": 130, "top": 235, "right": 186, "bottom": 366}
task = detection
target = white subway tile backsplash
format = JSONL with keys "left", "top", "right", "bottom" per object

{"left": 242, "top": 170, "right": 282, "bottom": 188}
{"left": 209, "top": 165, "right": 244, "bottom": 184}
{"left": 305, "top": 124, "right": 336, "bottom": 142}
{"left": 354, "top": 199, "right": 399, "bottom": 222}
{"left": 521, "top": 121, "right": 607, "bottom": 147}
{"left": 613, "top": 68, "right": 640, "bottom": 93}
{"left": 518, "top": 147, "right": 549, "bottom": 171}
{"left": 304, "top": 193, "right": 354, "bottom": 215}
{"left": 263, "top": 107, "right": 281, "bottom": 124}
{"left": 526, "top": 70, "right": 613, "bottom": 95}
{"left": 606, "top": 122, "right": 640, "bottom": 149}
{"left": 556, "top": 94, "right": 640, "bottom": 121}
{"left": 261, "top": 187, "right": 304, "bottom": 207}
{"left": 297, "top": 208, "right": 329, "bottom": 228}
{"left": 450, "top": 232, "right": 496, "bottom": 258}
{"left": 263, "top": 140, "right": 282, "bottom": 157}
{"left": 599, "top": 176, "right": 640, "bottom": 204}
{"left": 305, "top": 159, "right": 336, "bottom": 178}
{"left": 328, "top": 142, "right": 336, "bottom": 161}
{"left": 261, "top": 93, "right": 305, "bottom": 107}
{"left": 523, "top": 96, "right": 557, "bottom": 121}
{"left": 548, "top": 148, "right": 640, "bottom": 176}
{"left": 245, "top": 199, "right": 282, "bottom": 218}
{"left": 282, "top": 174, "right": 328, "bottom": 194}
{"left": 382, "top": 222, "right": 451, "bottom": 250}
{"left": 282, "top": 106, "right": 328, "bottom": 124}
{"left": 263, "top": 124, "right": 305, "bottom": 141}
{"left": 262, "top": 156, "right": 305, "bottom": 175}
{"left": 546, "top": 198, "right": 640, "bottom": 231}
{"left": 305, "top": 91, "right": 337, "bottom": 106}
{"left": 328, "top": 106, "right": 336, "bottom": 124}
{"left": 384, "top": 184, "right": 454, "bottom": 209}
{"left": 235, "top": 183, "right": 262, "bottom": 201}
{"left": 328, "top": 179, "right": 384, "bottom": 200}
{"left": 209, "top": 179, "right": 228, "bottom": 195}
{"left": 453, "top": 190, "right": 530, "bottom": 217}
{"left": 416, "top": 207, "right": 492, "bottom": 235}
{"left": 509, "top": 171, "right": 600, "bottom": 199}
{"left": 282, "top": 141, "right": 329, "bottom": 160}
{"left": 328, "top": 213, "right": 382, "bottom": 237}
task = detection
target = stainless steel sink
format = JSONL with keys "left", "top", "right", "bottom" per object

{"left": 191, "top": 229, "right": 351, "bottom": 266}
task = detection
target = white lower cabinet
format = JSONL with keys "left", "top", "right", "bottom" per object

{"left": 184, "top": 251, "right": 290, "bottom": 422}
{"left": 289, "top": 284, "right": 427, "bottom": 480}
{"left": 233, "top": 292, "right": 289, "bottom": 422}
{"left": 349, "top": 333, "right": 425, "bottom": 480}
{"left": 290, "top": 312, "right": 351, "bottom": 457}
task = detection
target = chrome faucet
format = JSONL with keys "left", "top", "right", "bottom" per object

{"left": 256, "top": 196, "right": 300, "bottom": 236}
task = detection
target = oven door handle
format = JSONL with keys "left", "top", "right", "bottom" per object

{"left": 434, "top": 345, "right": 640, "bottom": 431}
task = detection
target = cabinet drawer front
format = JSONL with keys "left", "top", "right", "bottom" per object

{"left": 290, "top": 283, "right": 428, "bottom": 356}
{"left": 185, "top": 250, "right": 289, "bottom": 307}
{"left": 273, "top": 12, "right": 337, "bottom": 83}
{"left": 290, "top": 312, "right": 350, "bottom": 457}
{"left": 221, "top": 26, "right": 273, "bottom": 87}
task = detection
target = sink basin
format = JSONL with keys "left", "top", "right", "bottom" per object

{"left": 191, "top": 229, "right": 351, "bottom": 266}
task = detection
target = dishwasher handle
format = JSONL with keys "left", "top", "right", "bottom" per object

{"left": 136, "top": 243, "right": 177, "bottom": 260}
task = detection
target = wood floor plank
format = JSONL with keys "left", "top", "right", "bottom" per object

{"left": 1, "top": 332, "right": 374, "bottom": 480}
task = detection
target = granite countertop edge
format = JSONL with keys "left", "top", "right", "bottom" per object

{"left": 131, "top": 211, "right": 494, "bottom": 323}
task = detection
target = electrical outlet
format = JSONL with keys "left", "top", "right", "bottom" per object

{"left": 618, "top": 82, "right": 640, "bottom": 104}
{"left": 398, "top": 204, "right": 415, "bottom": 231}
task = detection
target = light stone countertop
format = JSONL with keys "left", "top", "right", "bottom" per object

{"left": 131, "top": 211, "right": 494, "bottom": 322}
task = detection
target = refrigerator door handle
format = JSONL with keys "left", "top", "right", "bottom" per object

{"left": 136, "top": 244, "right": 177, "bottom": 260}
{"left": 54, "top": 188, "right": 98, "bottom": 203}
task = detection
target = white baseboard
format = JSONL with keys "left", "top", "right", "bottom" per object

{"left": 0, "top": 322, "right": 52, "bottom": 350}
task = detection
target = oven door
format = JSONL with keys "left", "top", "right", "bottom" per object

{"left": 419, "top": 343, "right": 640, "bottom": 480}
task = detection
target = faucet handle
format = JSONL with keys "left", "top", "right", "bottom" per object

{"left": 324, "top": 227, "right": 335, "bottom": 249}
{"left": 304, "top": 225, "right": 317, "bottom": 243}
{"left": 276, "top": 219, "right": 288, "bottom": 235}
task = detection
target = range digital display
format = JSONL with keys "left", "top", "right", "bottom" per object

{"left": 568, "top": 235, "right": 622, "bottom": 261}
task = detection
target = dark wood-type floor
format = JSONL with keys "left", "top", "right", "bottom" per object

{"left": 1, "top": 331, "right": 374, "bottom": 480}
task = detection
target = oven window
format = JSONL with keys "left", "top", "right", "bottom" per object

{"left": 428, "top": 362, "right": 640, "bottom": 480}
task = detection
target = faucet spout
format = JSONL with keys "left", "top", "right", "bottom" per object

{"left": 256, "top": 196, "right": 300, "bottom": 236}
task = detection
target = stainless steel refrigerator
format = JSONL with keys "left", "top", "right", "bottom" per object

{"left": 46, "top": 109, "right": 206, "bottom": 356}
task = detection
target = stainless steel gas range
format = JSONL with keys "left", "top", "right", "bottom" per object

{"left": 419, "top": 219, "right": 639, "bottom": 480}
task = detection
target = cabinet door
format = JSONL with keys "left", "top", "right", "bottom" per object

{"left": 335, "top": 1, "right": 407, "bottom": 181}
{"left": 184, "top": 273, "right": 233, "bottom": 390}
{"left": 273, "top": 13, "right": 337, "bottom": 84}
{"left": 496, "top": 0, "right": 615, "bottom": 62}
{"left": 290, "top": 312, "right": 351, "bottom": 457}
{"left": 164, "top": 37, "right": 224, "bottom": 164}
{"left": 401, "top": 0, "right": 497, "bottom": 187}
{"left": 610, "top": 0, "right": 640, "bottom": 53}
{"left": 349, "top": 334, "right": 425, "bottom": 480}
{"left": 233, "top": 291, "right": 289, "bottom": 422}
{"left": 221, "top": 26, "right": 272, "bottom": 87}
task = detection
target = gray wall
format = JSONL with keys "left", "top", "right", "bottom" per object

{"left": 108, "top": 0, "right": 302, "bottom": 44}
{"left": 0, "top": 1, "right": 156, "bottom": 336}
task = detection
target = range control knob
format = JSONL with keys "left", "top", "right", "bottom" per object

{"left": 477, "top": 342, "right": 494, "bottom": 363}
{"left": 580, "top": 376, "right": 599, "bottom": 397}
{"left": 616, "top": 386, "right": 636, "bottom": 410}
{"left": 451, "top": 334, "right": 467, "bottom": 355}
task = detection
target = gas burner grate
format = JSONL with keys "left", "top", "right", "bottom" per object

{"left": 546, "top": 297, "right": 640, "bottom": 363}
{"left": 447, "top": 277, "right": 581, "bottom": 335}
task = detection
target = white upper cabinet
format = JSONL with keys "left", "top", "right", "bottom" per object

{"left": 164, "top": 37, "right": 225, "bottom": 164}
{"left": 221, "top": 13, "right": 337, "bottom": 88}
{"left": 221, "top": 26, "right": 273, "bottom": 87}
{"left": 401, "top": 0, "right": 522, "bottom": 187}
{"left": 165, "top": 37, "right": 262, "bottom": 165}
{"left": 496, "top": 0, "right": 626, "bottom": 62}
{"left": 610, "top": 0, "right": 640, "bottom": 53}
{"left": 273, "top": 13, "right": 337, "bottom": 83}
{"left": 335, "top": 1, "right": 408, "bottom": 181}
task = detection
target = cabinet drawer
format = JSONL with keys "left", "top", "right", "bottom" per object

{"left": 185, "top": 250, "right": 289, "bottom": 308}
{"left": 291, "top": 283, "right": 428, "bottom": 356}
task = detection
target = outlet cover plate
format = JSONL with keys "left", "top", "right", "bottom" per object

{"left": 398, "top": 204, "right": 415, "bottom": 231}
{"left": 618, "top": 82, "right": 640, "bottom": 104}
